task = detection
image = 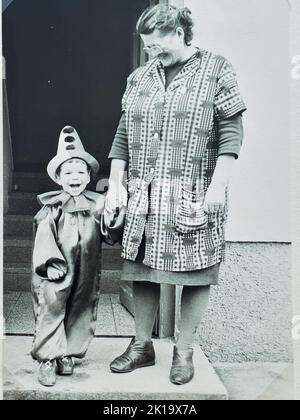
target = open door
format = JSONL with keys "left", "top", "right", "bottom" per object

{"left": 3, "top": 0, "right": 149, "bottom": 175}
{"left": 119, "top": 0, "right": 186, "bottom": 338}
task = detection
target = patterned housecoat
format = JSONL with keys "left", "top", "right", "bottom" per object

{"left": 31, "top": 190, "right": 110, "bottom": 362}
{"left": 121, "top": 49, "right": 246, "bottom": 272}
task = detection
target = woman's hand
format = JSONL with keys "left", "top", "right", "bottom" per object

{"left": 47, "top": 266, "right": 65, "bottom": 281}
{"left": 105, "top": 180, "right": 128, "bottom": 213}
{"left": 203, "top": 154, "right": 234, "bottom": 213}
{"left": 203, "top": 183, "right": 226, "bottom": 213}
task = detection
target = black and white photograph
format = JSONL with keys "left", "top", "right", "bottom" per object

{"left": 1, "top": 0, "right": 300, "bottom": 402}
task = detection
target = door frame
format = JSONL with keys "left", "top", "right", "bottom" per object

{"left": 2, "top": 2, "right": 15, "bottom": 212}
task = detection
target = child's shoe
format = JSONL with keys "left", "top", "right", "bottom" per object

{"left": 38, "top": 360, "right": 56, "bottom": 387}
{"left": 57, "top": 356, "right": 74, "bottom": 375}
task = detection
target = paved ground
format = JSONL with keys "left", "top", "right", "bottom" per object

{"left": 4, "top": 292, "right": 135, "bottom": 336}
{"left": 214, "top": 363, "right": 294, "bottom": 400}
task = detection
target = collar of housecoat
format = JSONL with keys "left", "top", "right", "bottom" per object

{"left": 37, "top": 190, "right": 100, "bottom": 213}
{"left": 149, "top": 48, "right": 202, "bottom": 92}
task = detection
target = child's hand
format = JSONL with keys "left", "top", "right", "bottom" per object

{"left": 47, "top": 266, "right": 65, "bottom": 281}
{"left": 105, "top": 181, "right": 128, "bottom": 213}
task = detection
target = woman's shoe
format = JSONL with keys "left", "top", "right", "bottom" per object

{"left": 38, "top": 360, "right": 56, "bottom": 387}
{"left": 169, "top": 346, "right": 194, "bottom": 385}
{"left": 57, "top": 356, "right": 74, "bottom": 375}
{"left": 110, "top": 338, "right": 155, "bottom": 373}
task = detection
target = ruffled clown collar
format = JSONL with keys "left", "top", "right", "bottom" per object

{"left": 37, "top": 190, "right": 100, "bottom": 213}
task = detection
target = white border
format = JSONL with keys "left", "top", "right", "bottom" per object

{"left": 291, "top": 0, "right": 300, "bottom": 401}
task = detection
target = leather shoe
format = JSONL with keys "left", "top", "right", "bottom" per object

{"left": 169, "top": 346, "right": 194, "bottom": 385}
{"left": 110, "top": 338, "right": 155, "bottom": 373}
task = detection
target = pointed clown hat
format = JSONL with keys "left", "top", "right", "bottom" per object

{"left": 47, "top": 126, "right": 100, "bottom": 182}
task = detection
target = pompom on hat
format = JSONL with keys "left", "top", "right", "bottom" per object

{"left": 47, "top": 126, "right": 99, "bottom": 182}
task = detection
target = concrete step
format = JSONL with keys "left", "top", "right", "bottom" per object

{"left": 3, "top": 266, "right": 122, "bottom": 293}
{"left": 3, "top": 337, "right": 228, "bottom": 400}
{"left": 12, "top": 172, "right": 109, "bottom": 194}
{"left": 4, "top": 214, "right": 34, "bottom": 238}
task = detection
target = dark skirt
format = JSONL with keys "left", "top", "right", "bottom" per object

{"left": 120, "top": 236, "right": 220, "bottom": 287}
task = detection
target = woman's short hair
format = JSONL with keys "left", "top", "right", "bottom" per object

{"left": 136, "top": 5, "right": 194, "bottom": 46}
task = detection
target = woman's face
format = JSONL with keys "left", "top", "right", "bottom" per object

{"left": 141, "top": 28, "right": 185, "bottom": 67}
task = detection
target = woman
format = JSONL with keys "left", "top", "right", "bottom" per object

{"left": 105, "top": 5, "right": 246, "bottom": 385}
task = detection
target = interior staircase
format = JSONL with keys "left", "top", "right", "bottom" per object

{"left": 3, "top": 172, "right": 123, "bottom": 293}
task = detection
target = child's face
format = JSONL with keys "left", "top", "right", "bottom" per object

{"left": 56, "top": 159, "right": 90, "bottom": 196}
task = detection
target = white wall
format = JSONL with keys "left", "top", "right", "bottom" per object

{"left": 186, "top": 0, "right": 290, "bottom": 242}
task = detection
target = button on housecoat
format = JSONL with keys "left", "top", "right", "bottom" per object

{"left": 121, "top": 49, "right": 246, "bottom": 272}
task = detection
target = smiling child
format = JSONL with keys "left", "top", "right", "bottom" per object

{"left": 31, "top": 126, "right": 111, "bottom": 386}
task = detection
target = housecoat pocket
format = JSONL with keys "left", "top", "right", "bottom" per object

{"left": 175, "top": 187, "right": 208, "bottom": 234}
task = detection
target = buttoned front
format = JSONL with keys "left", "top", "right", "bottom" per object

{"left": 121, "top": 49, "right": 246, "bottom": 271}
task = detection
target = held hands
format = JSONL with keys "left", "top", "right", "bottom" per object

{"left": 94, "top": 180, "right": 127, "bottom": 218}
{"left": 105, "top": 180, "right": 128, "bottom": 213}
{"left": 47, "top": 266, "right": 65, "bottom": 281}
{"left": 203, "top": 183, "right": 226, "bottom": 213}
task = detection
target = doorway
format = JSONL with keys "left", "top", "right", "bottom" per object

{"left": 3, "top": 0, "right": 175, "bottom": 339}
{"left": 2, "top": 0, "right": 150, "bottom": 173}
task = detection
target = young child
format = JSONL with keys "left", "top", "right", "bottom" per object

{"left": 31, "top": 126, "right": 111, "bottom": 387}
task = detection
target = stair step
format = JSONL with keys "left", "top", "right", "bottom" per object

{"left": 3, "top": 238, "right": 122, "bottom": 249}
{"left": 4, "top": 212, "right": 123, "bottom": 248}
{"left": 8, "top": 192, "right": 40, "bottom": 215}
{"left": 3, "top": 264, "right": 31, "bottom": 292}
{"left": 4, "top": 238, "right": 32, "bottom": 264}
{"left": 3, "top": 235, "right": 124, "bottom": 292}
{"left": 8, "top": 191, "right": 109, "bottom": 215}
{"left": 4, "top": 237, "right": 123, "bottom": 265}
{"left": 4, "top": 239, "right": 32, "bottom": 264}
{"left": 3, "top": 267, "right": 122, "bottom": 293}
{"left": 4, "top": 215, "right": 34, "bottom": 238}
{"left": 12, "top": 172, "right": 109, "bottom": 193}
{"left": 3, "top": 337, "right": 228, "bottom": 400}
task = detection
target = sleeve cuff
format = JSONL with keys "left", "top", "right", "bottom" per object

{"left": 215, "top": 105, "right": 247, "bottom": 121}
{"left": 35, "top": 258, "right": 67, "bottom": 279}
{"left": 218, "top": 151, "right": 239, "bottom": 160}
{"left": 108, "top": 153, "right": 129, "bottom": 161}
